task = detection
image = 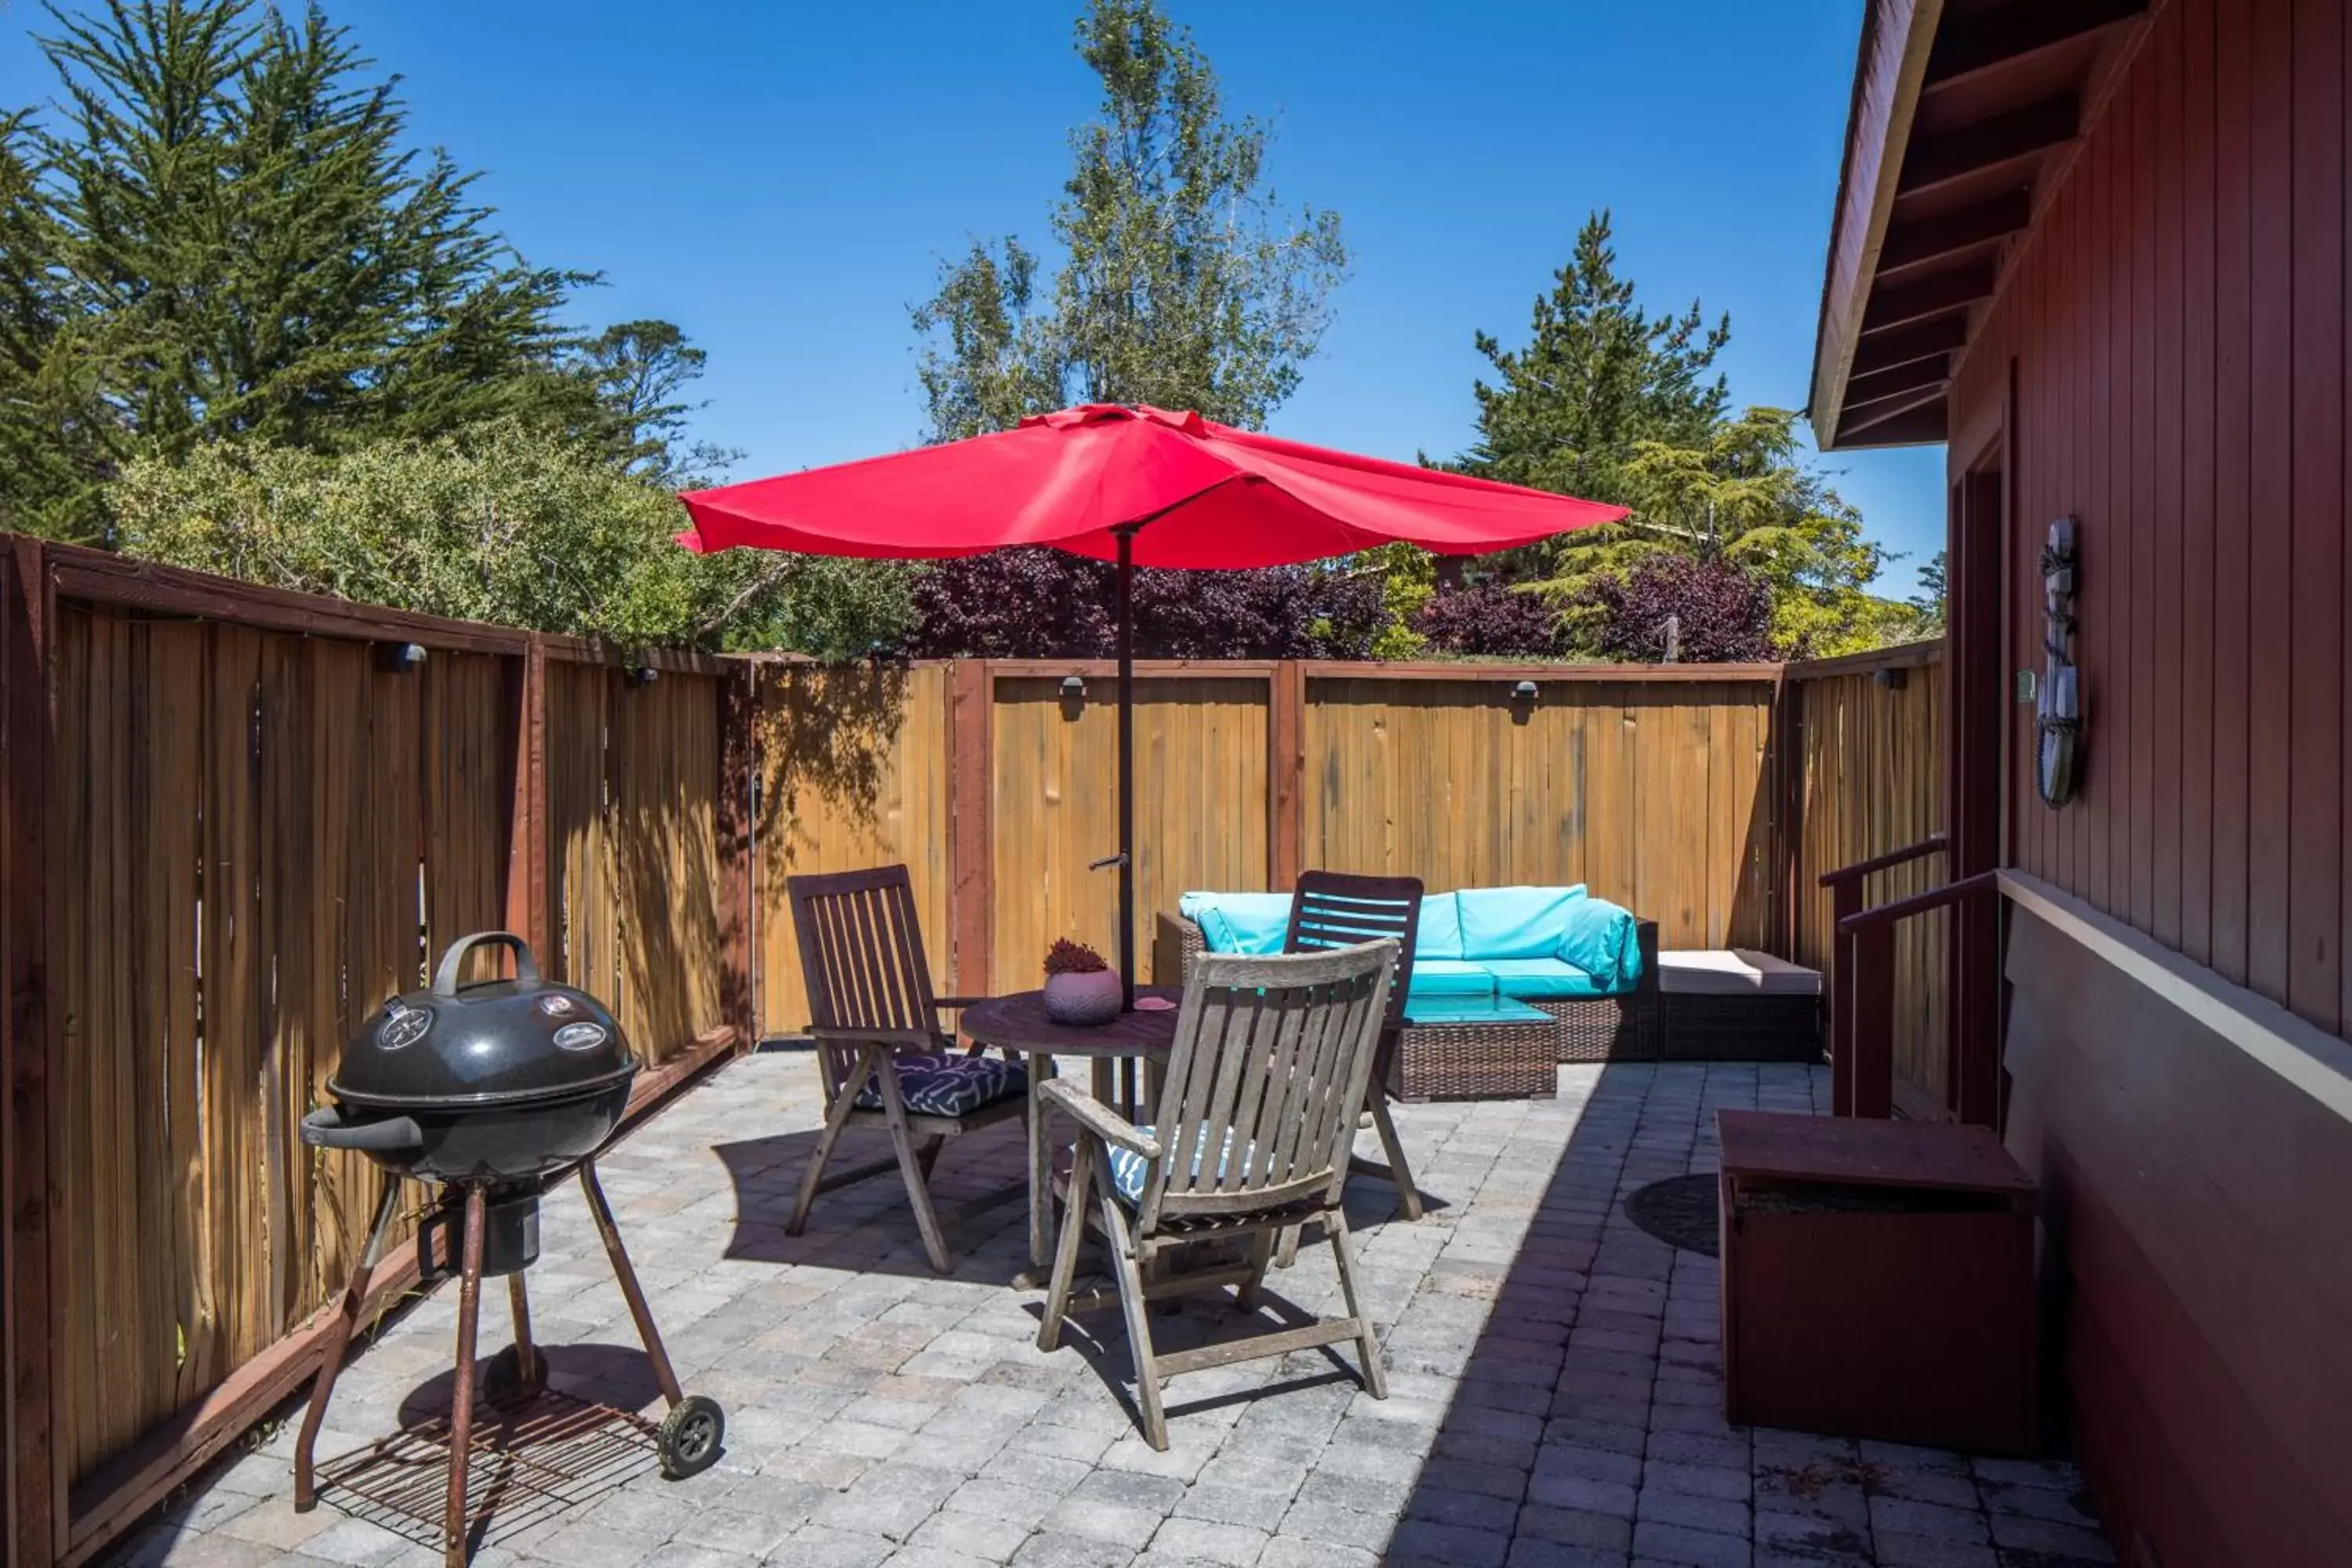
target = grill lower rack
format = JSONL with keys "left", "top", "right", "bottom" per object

{"left": 314, "top": 1384, "right": 660, "bottom": 1552}
{"left": 292, "top": 1157, "right": 727, "bottom": 1566}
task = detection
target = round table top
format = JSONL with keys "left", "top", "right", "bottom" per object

{"left": 959, "top": 986, "right": 1183, "bottom": 1056}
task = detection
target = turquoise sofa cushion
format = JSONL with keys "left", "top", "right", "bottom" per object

{"left": 1406, "top": 959, "right": 1497, "bottom": 1000}
{"left": 1557, "top": 895, "right": 1643, "bottom": 990}
{"left": 1413, "top": 892, "right": 1464, "bottom": 960}
{"left": 1180, "top": 891, "right": 1294, "bottom": 955}
{"left": 1455, "top": 885, "right": 1590, "bottom": 960}
{"left": 1482, "top": 958, "right": 1613, "bottom": 1000}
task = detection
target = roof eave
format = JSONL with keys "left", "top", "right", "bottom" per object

{"left": 1807, "top": 0, "right": 1947, "bottom": 452}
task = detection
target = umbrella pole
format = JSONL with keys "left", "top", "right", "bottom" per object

{"left": 1115, "top": 525, "right": 1137, "bottom": 1012}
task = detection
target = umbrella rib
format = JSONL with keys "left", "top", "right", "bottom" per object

{"left": 1110, "top": 472, "right": 1260, "bottom": 539}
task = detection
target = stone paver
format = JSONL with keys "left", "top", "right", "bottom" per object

{"left": 111, "top": 1057, "right": 2107, "bottom": 1567}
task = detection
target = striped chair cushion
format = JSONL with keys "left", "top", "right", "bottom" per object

{"left": 853, "top": 1053, "right": 1025, "bottom": 1117}
{"left": 1102, "top": 1125, "right": 1258, "bottom": 1207}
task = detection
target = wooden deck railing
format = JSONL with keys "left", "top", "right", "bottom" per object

{"left": 1828, "top": 862, "right": 2001, "bottom": 1120}
{"left": 1819, "top": 835, "right": 1947, "bottom": 1116}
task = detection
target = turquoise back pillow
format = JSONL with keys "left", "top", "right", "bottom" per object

{"left": 1454, "top": 885, "right": 1590, "bottom": 960}
{"left": 1414, "top": 893, "right": 1464, "bottom": 960}
{"left": 1178, "top": 891, "right": 1294, "bottom": 955}
{"left": 1558, "top": 895, "right": 1642, "bottom": 989}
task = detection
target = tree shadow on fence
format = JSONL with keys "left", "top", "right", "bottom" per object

{"left": 752, "top": 661, "right": 912, "bottom": 850}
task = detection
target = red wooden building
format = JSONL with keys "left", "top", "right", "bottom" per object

{"left": 1811, "top": 2, "right": 2352, "bottom": 1563}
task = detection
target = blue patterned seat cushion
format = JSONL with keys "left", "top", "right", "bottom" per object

{"left": 853, "top": 1053, "right": 1026, "bottom": 1116}
{"left": 1102, "top": 1125, "right": 1258, "bottom": 1207}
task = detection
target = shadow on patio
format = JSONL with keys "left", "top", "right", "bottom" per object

{"left": 1377, "top": 1062, "right": 2112, "bottom": 1568}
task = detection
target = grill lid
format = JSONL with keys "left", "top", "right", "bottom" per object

{"left": 330, "top": 933, "right": 639, "bottom": 1110}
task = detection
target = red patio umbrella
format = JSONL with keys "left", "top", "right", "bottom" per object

{"left": 677, "top": 403, "right": 1627, "bottom": 1006}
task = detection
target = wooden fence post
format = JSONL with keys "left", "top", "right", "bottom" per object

{"left": 1850, "top": 920, "right": 1897, "bottom": 1120}
{"left": 1270, "top": 660, "right": 1304, "bottom": 889}
{"left": 1829, "top": 877, "right": 1860, "bottom": 1116}
{"left": 2, "top": 537, "right": 60, "bottom": 1566}
{"left": 503, "top": 634, "right": 550, "bottom": 960}
{"left": 1775, "top": 671, "right": 1805, "bottom": 960}
{"left": 949, "top": 661, "right": 994, "bottom": 996}
{"left": 719, "top": 661, "right": 758, "bottom": 1050}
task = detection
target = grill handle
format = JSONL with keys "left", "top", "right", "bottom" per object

{"left": 433, "top": 931, "right": 543, "bottom": 996}
{"left": 300, "top": 1106, "right": 424, "bottom": 1152}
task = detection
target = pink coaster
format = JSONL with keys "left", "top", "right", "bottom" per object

{"left": 1134, "top": 995, "right": 1177, "bottom": 1011}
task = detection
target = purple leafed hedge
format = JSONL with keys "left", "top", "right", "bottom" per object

{"left": 1575, "top": 553, "right": 1776, "bottom": 664}
{"left": 1414, "top": 582, "right": 1561, "bottom": 657}
{"left": 906, "top": 548, "right": 1390, "bottom": 659}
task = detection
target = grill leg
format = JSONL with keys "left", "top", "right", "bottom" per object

{"left": 506, "top": 1272, "right": 543, "bottom": 1393}
{"left": 294, "top": 1172, "right": 402, "bottom": 1512}
{"left": 579, "top": 1160, "right": 684, "bottom": 1406}
{"left": 444, "top": 1186, "right": 488, "bottom": 1568}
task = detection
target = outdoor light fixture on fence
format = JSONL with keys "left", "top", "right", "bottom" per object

{"left": 1512, "top": 680, "right": 1540, "bottom": 701}
{"left": 626, "top": 664, "right": 659, "bottom": 688}
{"left": 376, "top": 641, "right": 426, "bottom": 674}
{"left": 1061, "top": 674, "right": 1087, "bottom": 701}
{"left": 1875, "top": 666, "right": 1908, "bottom": 690}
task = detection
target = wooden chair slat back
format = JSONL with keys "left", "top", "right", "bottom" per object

{"left": 787, "top": 866, "right": 942, "bottom": 1102}
{"left": 1143, "top": 942, "right": 1396, "bottom": 1227}
{"left": 1286, "top": 871, "right": 1423, "bottom": 1031}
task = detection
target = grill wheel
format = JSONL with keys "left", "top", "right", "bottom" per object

{"left": 658, "top": 1395, "right": 726, "bottom": 1479}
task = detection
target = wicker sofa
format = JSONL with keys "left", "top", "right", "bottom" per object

{"left": 1156, "top": 887, "right": 1661, "bottom": 1101}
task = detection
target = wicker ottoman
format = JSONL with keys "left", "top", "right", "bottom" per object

{"left": 1658, "top": 949, "right": 1824, "bottom": 1062}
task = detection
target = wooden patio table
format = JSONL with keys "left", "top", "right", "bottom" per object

{"left": 960, "top": 987, "right": 1182, "bottom": 1275}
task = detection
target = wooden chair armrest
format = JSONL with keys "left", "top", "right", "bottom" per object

{"left": 929, "top": 999, "right": 1012, "bottom": 1058}
{"left": 1040, "top": 1079, "right": 1162, "bottom": 1159}
{"left": 807, "top": 1025, "right": 948, "bottom": 1049}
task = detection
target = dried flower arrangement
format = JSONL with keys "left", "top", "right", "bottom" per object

{"left": 1043, "top": 938, "right": 1109, "bottom": 976}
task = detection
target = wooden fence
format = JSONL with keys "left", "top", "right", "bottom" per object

{"left": 1783, "top": 641, "right": 1950, "bottom": 1116}
{"left": 0, "top": 527, "right": 1951, "bottom": 1566}
{"left": 1, "top": 540, "right": 753, "bottom": 1568}
{"left": 750, "top": 659, "right": 1793, "bottom": 1032}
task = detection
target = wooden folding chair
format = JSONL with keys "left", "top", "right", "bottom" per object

{"left": 786, "top": 866, "right": 1025, "bottom": 1273}
{"left": 1036, "top": 940, "right": 1397, "bottom": 1450}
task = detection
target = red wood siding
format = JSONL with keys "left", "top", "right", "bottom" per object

{"left": 1952, "top": 0, "right": 2347, "bottom": 1035}
{"left": 2003, "top": 909, "right": 2352, "bottom": 1566}
{"left": 1948, "top": 2, "right": 2352, "bottom": 1563}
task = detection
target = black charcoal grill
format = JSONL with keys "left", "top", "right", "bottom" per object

{"left": 293, "top": 933, "right": 724, "bottom": 1566}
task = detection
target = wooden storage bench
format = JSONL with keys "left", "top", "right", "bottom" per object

{"left": 1717, "top": 1110, "right": 2038, "bottom": 1454}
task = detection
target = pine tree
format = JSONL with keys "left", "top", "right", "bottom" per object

{"left": 45, "top": 1, "right": 586, "bottom": 452}
{"left": 0, "top": 112, "right": 107, "bottom": 538}
{"left": 570, "top": 319, "right": 744, "bottom": 486}
{"left": 1460, "top": 209, "right": 1730, "bottom": 509}
{"left": 2, "top": 0, "right": 656, "bottom": 538}
{"left": 1450, "top": 213, "right": 1919, "bottom": 658}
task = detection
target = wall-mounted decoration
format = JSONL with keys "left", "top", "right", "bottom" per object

{"left": 2037, "top": 515, "right": 2081, "bottom": 806}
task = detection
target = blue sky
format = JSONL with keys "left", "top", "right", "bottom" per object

{"left": 0, "top": 0, "right": 1948, "bottom": 583}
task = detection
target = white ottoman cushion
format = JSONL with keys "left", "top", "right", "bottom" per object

{"left": 1657, "top": 949, "right": 1821, "bottom": 998}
